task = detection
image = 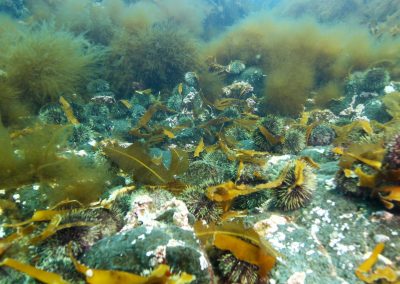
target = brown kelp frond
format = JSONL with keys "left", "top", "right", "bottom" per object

{"left": 103, "top": 142, "right": 188, "bottom": 188}
{"left": 0, "top": 258, "right": 69, "bottom": 284}
{"left": 355, "top": 243, "right": 399, "bottom": 283}
{"left": 382, "top": 91, "right": 400, "bottom": 119}
{"left": 69, "top": 243, "right": 195, "bottom": 284}
{"left": 332, "top": 144, "right": 385, "bottom": 171}
{"left": 333, "top": 142, "right": 400, "bottom": 209}
{"left": 332, "top": 120, "right": 374, "bottom": 146}
{"left": 194, "top": 221, "right": 277, "bottom": 279}
{"left": 206, "top": 163, "right": 289, "bottom": 203}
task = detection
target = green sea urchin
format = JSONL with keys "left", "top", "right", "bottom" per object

{"left": 217, "top": 252, "right": 260, "bottom": 284}
{"left": 273, "top": 161, "right": 316, "bottom": 211}
{"left": 282, "top": 128, "right": 306, "bottom": 154}
{"left": 179, "top": 186, "right": 222, "bottom": 223}
{"left": 253, "top": 114, "right": 285, "bottom": 152}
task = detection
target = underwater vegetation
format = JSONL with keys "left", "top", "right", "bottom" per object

{"left": 205, "top": 15, "right": 400, "bottom": 116}
{"left": 0, "top": 123, "right": 111, "bottom": 205}
{"left": 0, "top": 23, "right": 102, "bottom": 124}
{"left": 1, "top": 0, "right": 400, "bottom": 283}
{"left": 107, "top": 22, "right": 200, "bottom": 94}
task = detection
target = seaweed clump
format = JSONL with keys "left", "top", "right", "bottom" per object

{"left": 107, "top": 22, "right": 200, "bottom": 95}
{"left": 0, "top": 123, "right": 111, "bottom": 205}
{"left": 0, "top": 24, "right": 102, "bottom": 120}
{"left": 205, "top": 15, "right": 400, "bottom": 116}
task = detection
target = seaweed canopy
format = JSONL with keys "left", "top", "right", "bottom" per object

{"left": 205, "top": 14, "right": 400, "bottom": 116}
{"left": 0, "top": 23, "right": 102, "bottom": 110}
{"left": 107, "top": 22, "right": 200, "bottom": 94}
{"left": 0, "top": 80, "right": 29, "bottom": 126}
{"left": 0, "top": 123, "right": 111, "bottom": 205}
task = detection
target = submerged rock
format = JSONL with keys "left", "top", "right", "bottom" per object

{"left": 82, "top": 225, "right": 212, "bottom": 284}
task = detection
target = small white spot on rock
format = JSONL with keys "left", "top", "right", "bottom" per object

{"left": 199, "top": 253, "right": 209, "bottom": 270}
{"left": 374, "top": 234, "right": 390, "bottom": 243}
{"left": 287, "top": 271, "right": 306, "bottom": 284}
{"left": 86, "top": 269, "right": 94, "bottom": 277}
{"left": 384, "top": 84, "right": 396, "bottom": 94}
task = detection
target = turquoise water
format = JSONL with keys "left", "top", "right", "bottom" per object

{"left": 0, "top": 1, "right": 399, "bottom": 283}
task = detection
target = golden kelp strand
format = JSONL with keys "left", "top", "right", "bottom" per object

{"left": 133, "top": 103, "right": 175, "bottom": 130}
{"left": 300, "top": 156, "right": 320, "bottom": 169}
{"left": 99, "top": 185, "right": 136, "bottom": 209}
{"left": 168, "top": 147, "right": 189, "bottom": 177}
{"left": 213, "top": 98, "right": 241, "bottom": 110}
{"left": 299, "top": 111, "right": 310, "bottom": 125}
{"left": 9, "top": 126, "right": 37, "bottom": 139}
{"left": 332, "top": 147, "right": 382, "bottom": 170}
{"left": 119, "top": 99, "right": 132, "bottom": 109}
{"left": 292, "top": 160, "right": 306, "bottom": 187}
{"left": 382, "top": 91, "right": 400, "bottom": 119}
{"left": 258, "top": 125, "right": 284, "bottom": 145}
{"left": 353, "top": 167, "right": 377, "bottom": 189}
{"left": 194, "top": 221, "right": 278, "bottom": 278}
{"left": 220, "top": 210, "right": 248, "bottom": 222}
{"left": 4, "top": 210, "right": 68, "bottom": 227}
{"left": 104, "top": 143, "right": 168, "bottom": 184}
{"left": 104, "top": 142, "right": 188, "bottom": 189}
{"left": 334, "top": 145, "right": 400, "bottom": 209}
{"left": 68, "top": 243, "right": 195, "bottom": 284}
{"left": 0, "top": 258, "right": 69, "bottom": 284}
{"left": 134, "top": 89, "right": 152, "bottom": 95}
{"left": 0, "top": 225, "right": 35, "bottom": 256}
{"left": 194, "top": 137, "right": 205, "bottom": 158}
{"left": 214, "top": 234, "right": 276, "bottom": 278}
{"left": 177, "top": 83, "right": 183, "bottom": 95}
{"left": 236, "top": 160, "right": 244, "bottom": 182}
{"left": 199, "top": 117, "right": 232, "bottom": 128}
{"left": 28, "top": 214, "right": 61, "bottom": 244}
{"left": 59, "top": 96, "right": 79, "bottom": 125}
{"left": 163, "top": 129, "right": 175, "bottom": 139}
{"left": 332, "top": 120, "right": 373, "bottom": 146}
{"left": 234, "top": 149, "right": 269, "bottom": 165}
{"left": 218, "top": 138, "right": 236, "bottom": 161}
{"left": 379, "top": 186, "right": 400, "bottom": 209}
{"left": 233, "top": 118, "right": 259, "bottom": 131}
{"left": 206, "top": 164, "right": 289, "bottom": 202}
{"left": 355, "top": 243, "right": 398, "bottom": 283}
{"left": 305, "top": 122, "right": 319, "bottom": 145}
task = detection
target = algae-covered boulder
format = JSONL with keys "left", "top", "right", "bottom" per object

{"left": 82, "top": 225, "right": 211, "bottom": 284}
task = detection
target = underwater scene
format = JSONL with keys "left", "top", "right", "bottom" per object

{"left": 1, "top": 0, "right": 400, "bottom": 283}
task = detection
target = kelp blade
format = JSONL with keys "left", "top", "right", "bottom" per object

{"left": 0, "top": 258, "right": 69, "bottom": 284}
{"left": 104, "top": 142, "right": 173, "bottom": 185}
{"left": 194, "top": 221, "right": 278, "bottom": 278}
